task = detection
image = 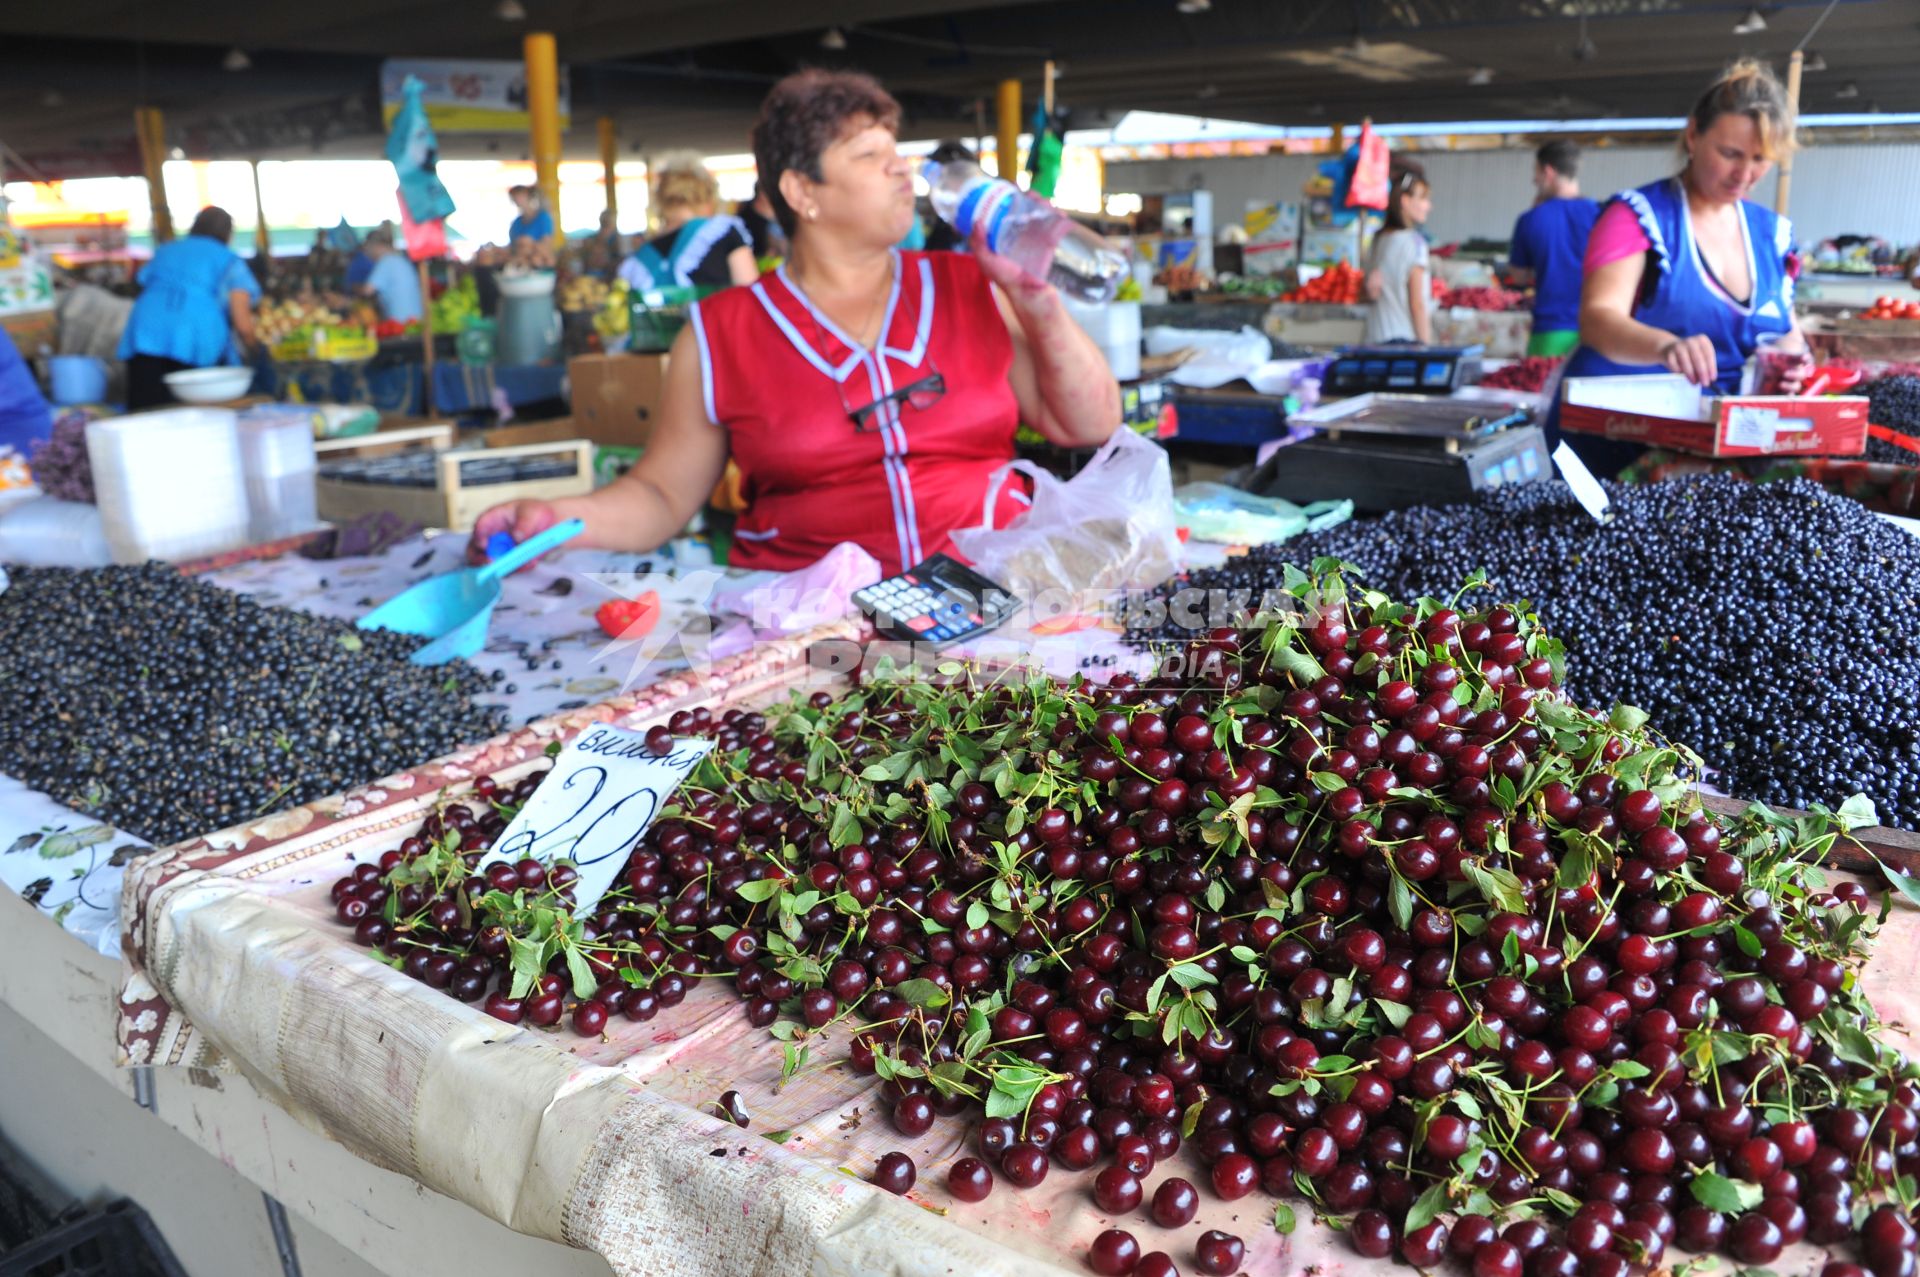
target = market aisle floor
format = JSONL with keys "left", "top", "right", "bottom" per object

{"left": 0, "top": 998, "right": 383, "bottom": 1277}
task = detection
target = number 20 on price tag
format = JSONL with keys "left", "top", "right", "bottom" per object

{"left": 476, "top": 726, "right": 714, "bottom": 914}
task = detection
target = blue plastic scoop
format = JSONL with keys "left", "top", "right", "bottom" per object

{"left": 358, "top": 519, "right": 586, "bottom": 665}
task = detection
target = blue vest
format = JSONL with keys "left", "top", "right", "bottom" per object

{"left": 1560, "top": 178, "right": 1794, "bottom": 394}
{"left": 118, "top": 235, "right": 247, "bottom": 367}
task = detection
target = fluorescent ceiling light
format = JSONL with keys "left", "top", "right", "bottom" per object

{"left": 1732, "top": 8, "right": 1767, "bottom": 35}
{"left": 819, "top": 26, "right": 848, "bottom": 49}
{"left": 223, "top": 47, "right": 251, "bottom": 71}
{"left": 1468, "top": 67, "right": 1495, "bottom": 86}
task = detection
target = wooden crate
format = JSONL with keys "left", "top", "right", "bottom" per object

{"left": 315, "top": 437, "right": 592, "bottom": 531}
{"left": 312, "top": 422, "right": 456, "bottom": 462}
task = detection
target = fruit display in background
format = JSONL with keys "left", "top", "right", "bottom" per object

{"left": 560, "top": 274, "right": 610, "bottom": 313}
{"left": 333, "top": 562, "right": 1915, "bottom": 1277}
{"left": 1439, "top": 285, "right": 1530, "bottom": 312}
{"left": 257, "top": 297, "right": 345, "bottom": 347}
{"left": 431, "top": 275, "right": 481, "bottom": 335}
{"left": 1860, "top": 297, "right": 1920, "bottom": 322}
{"left": 593, "top": 280, "right": 631, "bottom": 342}
{"left": 0, "top": 565, "right": 508, "bottom": 846}
{"left": 1283, "top": 262, "right": 1363, "bottom": 305}
{"left": 1131, "top": 476, "right": 1920, "bottom": 830}
{"left": 1478, "top": 356, "right": 1568, "bottom": 393}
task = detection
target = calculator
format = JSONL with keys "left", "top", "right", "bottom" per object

{"left": 852, "top": 554, "right": 1019, "bottom": 646}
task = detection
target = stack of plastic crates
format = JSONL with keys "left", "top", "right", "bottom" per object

{"left": 0, "top": 1134, "right": 185, "bottom": 1277}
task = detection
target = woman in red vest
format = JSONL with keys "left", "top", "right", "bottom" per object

{"left": 470, "top": 69, "right": 1120, "bottom": 576}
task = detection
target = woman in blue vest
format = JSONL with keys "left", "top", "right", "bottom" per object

{"left": 119, "top": 207, "right": 261, "bottom": 410}
{"left": 1553, "top": 60, "right": 1808, "bottom": 471}
{"left": 617, "top": 165, "right": 758, "bottom": 294}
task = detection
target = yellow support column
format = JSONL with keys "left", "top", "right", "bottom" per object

{"left": 598, "top": 116, "right": 619, "bottom": 219}
{"left": 251, "top": 160, "right": 271, "bottom": 257}
{"left": 524, "top": 32, "right": 563, "bottom": 245}
{"left": 996, "top": 78, "right": 1021, "bottom": 181}
{"left": 135, "top": 107, "right": 174, "bottom": 244}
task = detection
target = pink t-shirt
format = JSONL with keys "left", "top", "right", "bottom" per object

{"left": 1583, "top": 198, "right": 1749, "bottom": 309}
{"left": 1583, "top": 201, "right": 1651, "bottom": 272}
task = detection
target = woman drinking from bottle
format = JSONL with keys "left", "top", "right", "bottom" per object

{"left": 471, "top": 69, "right": 1118, "bottom": 575}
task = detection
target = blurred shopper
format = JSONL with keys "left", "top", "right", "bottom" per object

{"left": 119, "top": 206, "right": 259, "bottom": 410}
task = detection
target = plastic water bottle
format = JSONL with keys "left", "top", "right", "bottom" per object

{"left": 922, "top": 159, "right": 1129, "bottom": 303}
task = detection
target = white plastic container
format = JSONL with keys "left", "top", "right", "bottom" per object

{"left": 1063, "top": 297, "right": 1142, "bottom": 381}
{"left": 237, "top": 406, "right": 319, "bottom": 541}
{"left": 86, "top": 408, "right": 250, "bottom": 563}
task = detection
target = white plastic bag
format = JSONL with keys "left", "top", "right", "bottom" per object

{"left": 1173, "top": 483, "right": 1354, "bottom": 545}
{"left": 0, "top": 495, "right": 113, "bottom": 568}
{"left": 951, "top": 429, "right": 1180, "bottom": 600}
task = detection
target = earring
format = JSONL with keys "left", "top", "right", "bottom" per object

{"left": 807, "top": 207, "right": 819, "bottom": 221}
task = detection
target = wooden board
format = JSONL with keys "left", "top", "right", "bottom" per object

{"left": 315, "top": 438, "right": 592, "bottom": 531}
{"left": 1697, "top": 791, "right": 1920, "bottom": 876}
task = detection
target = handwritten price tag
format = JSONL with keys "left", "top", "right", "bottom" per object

{"left": 478, "top": 726, "right": 713, "bottom": 913}
{"left": 1551, "top": 442, "right": 1612, "bottom": 524}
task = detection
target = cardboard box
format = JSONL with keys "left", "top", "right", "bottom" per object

{"left": 568, "top": 352, "right": 667, "bottom": 448}
{"left": 1560, "top": 375, "right": 1869, "bottom": 458}
{"left": 1242, "top": 202, "right": 1302, "bottom": 276}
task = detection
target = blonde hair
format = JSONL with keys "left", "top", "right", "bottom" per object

{"left": 1686, "top": 58, "right": 1797, "bottom": 161}
{"left": 654, "top": 165, "right": 719, "bottom": 216}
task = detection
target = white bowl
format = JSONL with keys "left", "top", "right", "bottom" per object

{"left": 496, "top": 270, "right": 558, "bottom": 299}
{"left": 163, "top": 366, "right": 255, "bottom": 404}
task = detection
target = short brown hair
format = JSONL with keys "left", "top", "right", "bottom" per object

{"left": 188, "top": 206, "right": 234, "bottom": 244}
{"left": 1688, "top": 58, "right": 1796, "bottom": 161}
{"left": 1536, "top": 139, "right": 1581, "bottom": 179}
{"left": 752, "top": 69, "right": 902, "bottom": 236}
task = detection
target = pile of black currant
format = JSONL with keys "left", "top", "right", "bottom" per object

{"left": 0, "top": 564, "right": 509, "bottom": 845}
{"left": 1130, "top": 476, "right": 1920, "bottom": 830}
{"left": 337, "top": 565, "right": 1918, "bottom": 1277}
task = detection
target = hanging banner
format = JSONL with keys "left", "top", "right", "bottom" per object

{"left": 379, "top": 59, "right": 570, "bottom": 134}
{"left": 0, "top": 226, "right": 55, "bottom": 318}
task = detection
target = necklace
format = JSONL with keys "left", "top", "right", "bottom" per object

{"left": 789, "top": 255, "right": 895, "bottom": 351}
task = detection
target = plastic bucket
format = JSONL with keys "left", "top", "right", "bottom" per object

{"left": 49, "top": 355, "right": 109, "bottom": 405}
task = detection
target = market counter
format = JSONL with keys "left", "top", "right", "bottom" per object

{"left": 0, "top": 888, "right": 613, "bottom": 1277}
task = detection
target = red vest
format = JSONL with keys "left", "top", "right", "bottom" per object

{"left": 690, "top": 250, "right": 1024, "bottom": 575}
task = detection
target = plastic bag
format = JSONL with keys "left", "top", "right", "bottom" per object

{"left": 396, "top": 192, "right": 450, "bottom": 263}
{"left": 951, "top": 429, "right": 1180, "bottom": 600}
{"left": 0, "top": 495, "right": 113, "bottom": 567}
{"left": 1143, "top": 325, "right": 1271, "bottom": 363}
{"left": 1173, "top": 483, "right": 1354, "bottom": 546}
{"left": 1347, "top": 121, "right": 1391, "bottom": 211}
{"left": 386, "top": 75, "right": 457, "bottom": 225}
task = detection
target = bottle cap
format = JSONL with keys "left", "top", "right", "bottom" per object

{"left": 486, "top": 531, "right": 517, "bottom": 560}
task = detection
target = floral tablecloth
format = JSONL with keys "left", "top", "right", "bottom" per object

{"left": 0, "top": 530, "right": 760, "bottom": 956}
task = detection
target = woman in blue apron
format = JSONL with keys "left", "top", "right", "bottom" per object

{"left": 1551, "top": 60, "right": 1808, "bottom": 473}
{"left": 617, "top": 165, "right": 758, "bottom": 293}
{"left": 118, "top": 207, "right": 261, "bottom": 411}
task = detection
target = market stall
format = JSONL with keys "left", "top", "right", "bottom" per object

{"left": 12, "top": 20, "right": 1920, "bottom": 1277}
{"left": 88, "top": 541, "right": 1920, "bottom": 1277}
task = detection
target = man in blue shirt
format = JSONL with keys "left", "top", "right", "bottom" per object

{"left": 359, "top": 229, "right": 423, "bottom": 323}
{"left": 1508, "top": 140, "right": 1600, "bottom": 358}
